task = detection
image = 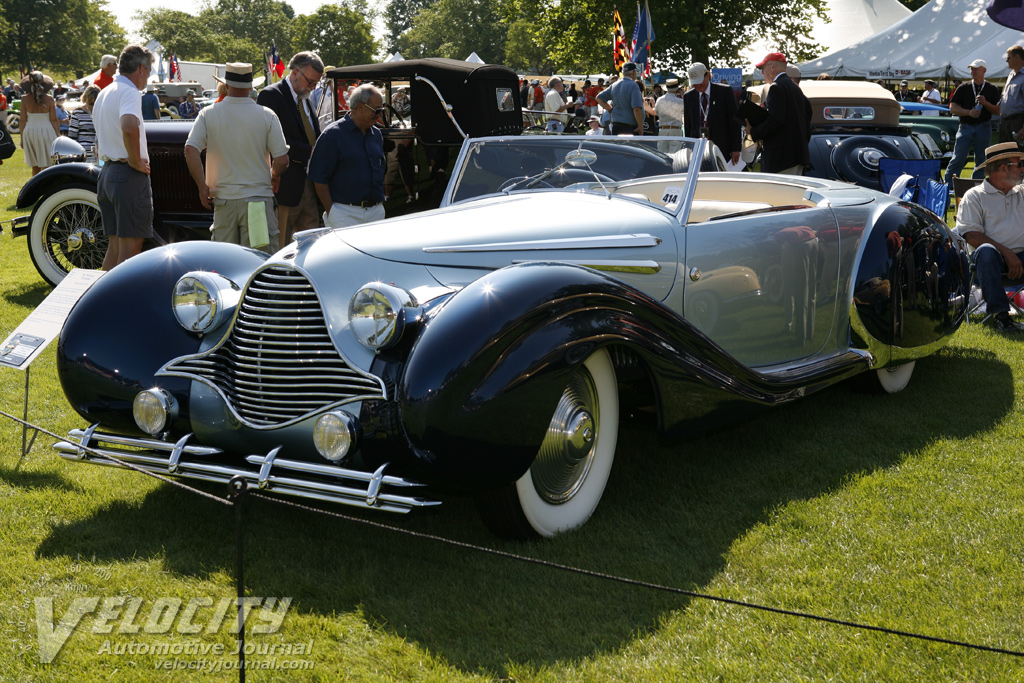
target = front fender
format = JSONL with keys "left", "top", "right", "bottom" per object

{"left": 394, "top": 262, "right": 866, "bottom": 491}
{"left": 16, "top": 162, "right": 99, "bottom": 211}
{"left": 57, "top": 241, "right": 268, "bottom": 435}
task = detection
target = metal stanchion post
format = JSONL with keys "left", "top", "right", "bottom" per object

{"left": 227, "top": 476, "right": 249, "bottom": 683}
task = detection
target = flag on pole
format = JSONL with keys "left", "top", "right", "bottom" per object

{"left": 169, "top": 53, "right": 181, "bottom": 82}
{"left": 630, "top": 0, "right": 655, "bottom": 77}
{"left": 613, "top": 9, "right": 628, "bottom": 73}
{"left": 270, "top": 40, "right": 285, "bottom": 78}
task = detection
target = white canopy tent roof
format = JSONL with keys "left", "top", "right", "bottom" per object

{"left": 465, "top": 52, "right": 485, "bottom": 63}
{"left": 801, "top": 0, "right": 1023, "bottom": 80}
{"left": 811, "top": 0, "right": 911, "bottom": 55}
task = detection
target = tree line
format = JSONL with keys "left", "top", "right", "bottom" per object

{"left": 0, "top": 0, "right": 927, "bottom": 79}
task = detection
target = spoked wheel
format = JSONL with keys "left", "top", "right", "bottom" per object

{"left": 478, "top": 348, "right": 619, "bottom": 539}
{"left": 28, "top": 186, "right": 108, "bottom": 286}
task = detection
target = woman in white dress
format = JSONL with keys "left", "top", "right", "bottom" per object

{"left": 19, "top": 71, "right": 59, "bottom": 176}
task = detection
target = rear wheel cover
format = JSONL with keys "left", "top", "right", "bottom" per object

{"left": 831, "top": 136, "right": 905, "bottom": 189}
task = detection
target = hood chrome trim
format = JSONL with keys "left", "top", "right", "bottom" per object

{"left": 423, "top": 234, "right": 662, "bottom": 253}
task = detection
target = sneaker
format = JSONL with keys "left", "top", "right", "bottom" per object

{"left": 992, "top": 312, "right": 1024, "bottom": 334}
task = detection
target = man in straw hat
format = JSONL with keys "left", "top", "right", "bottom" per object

{"left": 955, "top": 141, "right": 1024, "bottom": 333}
{"left": 654, "top": 77, "right": 684, "bottom": 153}
{"left": 185, "top": 62, "right": 288, "bottom": 253}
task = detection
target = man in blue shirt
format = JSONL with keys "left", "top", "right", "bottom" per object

{"left": 308, "top": 83, "right": 386, "bottom": 228}
{"left": 596, "top": 62, "right": 644, "bottom": 135}
{"left": 141, "top": 85, "right": 161, "bottom": 120}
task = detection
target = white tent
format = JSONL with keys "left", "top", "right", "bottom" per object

{"left": 465, "top": 52, "right": 485, "bottom": 63}
{"left": 384, "top": 52, "right": 405, "bottom": 62}
{"left": 740, "top": 0, "right": 909, "bottom": 69}
{"left": 801, "top": 0, "right": 1024, "bottom": 80}
{"left": 811, "top": 0, "right": 911, "bottom": 55}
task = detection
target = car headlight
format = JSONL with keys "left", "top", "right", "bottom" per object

{"left": 940, "top": 131, "right": 950, "bottom": 143}
{"left": 172, "top": 271, "right": 240, "bottom": 334}
{"left": 349, "top": 282, "right": 415, "bottom": 350}
{"left": 313, "top": 411, "right": 358, "bottom": 462}
{"left": 133, "top": 388, "right": 179, "bottom": 436}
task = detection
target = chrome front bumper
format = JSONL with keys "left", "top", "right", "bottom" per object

{"left": 55, "top": 425, "right": 441, "bottom": 514}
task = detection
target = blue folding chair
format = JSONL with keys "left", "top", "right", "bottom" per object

{"left": 879, "top": 157, "right": 949, "bottom": 218}
{"left": 878, "top": 158, "right": 942, "bottom": 194}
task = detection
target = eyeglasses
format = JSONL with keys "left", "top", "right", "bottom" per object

{"left": 361, "top": 101, "right": 386, "bottom": 117}
{"left": 295, "top": 69, "right": 321, "bottom": 87}
{"left": 995, "top": 160, "right": 1024, "bottom": 171}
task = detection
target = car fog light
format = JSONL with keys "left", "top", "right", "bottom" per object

{"left": 313, "top": 411, "right": 358, "bottom": 462}
{"left": 349, "top": 283, "right": 414, "bottom": 350}
{"left": 133, "top": 388, "right": 179, "bottom": 436}
{"left": 172, "top": 271, "right": 240, "bottom": 334}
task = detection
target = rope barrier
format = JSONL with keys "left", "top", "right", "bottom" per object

{"left": 2, "top": 408, "right": 1022, "bottom": 662}
{"left": 248, "top": 492, "right": 1024, "bottom": 658}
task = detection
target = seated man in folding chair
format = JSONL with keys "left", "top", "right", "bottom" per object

{"left": 956, "top": 142, "right": 1024, "bottom": 333}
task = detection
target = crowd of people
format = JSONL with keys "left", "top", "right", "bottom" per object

{"left": 8, "top": 43, "right": 1024, "bottom": 336}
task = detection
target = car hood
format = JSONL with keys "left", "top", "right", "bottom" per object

{"left": 317, "top": 192, "right": 681, "bottom": 299}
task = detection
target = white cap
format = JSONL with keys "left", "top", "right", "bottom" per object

{"left": 968, "top": 59, "right": 987, "bottom": 69}
{"left": 687, "top": 63, "right": 708, "bottom": 86}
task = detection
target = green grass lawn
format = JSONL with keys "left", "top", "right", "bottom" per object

{"left": 1, "top": 145, "right": 1023, "bottom": 681}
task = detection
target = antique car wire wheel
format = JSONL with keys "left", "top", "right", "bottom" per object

{"left": 876, "top": 361, "right": 915, "bottom": 393}
{"left": 28, "top": 186, "right": 108, "bottom": 287}
{"left": 512, "top": 348, "right": 619, "bottom": 538}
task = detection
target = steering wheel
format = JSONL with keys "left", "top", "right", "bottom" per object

{"left": 386, "top": 104, "right": 407, "bottom": 127}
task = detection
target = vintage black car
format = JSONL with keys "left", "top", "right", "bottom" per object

{"left": 747, "top": 81, "right": 938, "bottom": 190}
{"left": 10, "top": 58, "right": 523, "bottom": 287}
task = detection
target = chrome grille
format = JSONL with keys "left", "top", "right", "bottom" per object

{"left": 165, "top": 267, "right": 384, "bottom": 427}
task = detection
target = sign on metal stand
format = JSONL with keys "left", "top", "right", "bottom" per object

{"left": 0, "top": 270, "right": 106, "bottom": 460}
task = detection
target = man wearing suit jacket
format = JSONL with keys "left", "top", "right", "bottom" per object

{"left": 256, "top": 51, "right": 324, "bottom": 248}
{"left": 682, "top": 63, "right": 741, "bottom": 166}
{"left": 745, "top": 52, "right": 812, "bottom": 175}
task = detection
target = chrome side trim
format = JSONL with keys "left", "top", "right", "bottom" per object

{"left": 512, "top": 259, "right": 662, "bottom": 274}
{"left": 423, "top": 234, "right": 663, "bottom": 253}
{"left": 55, "top": 427, "right": 440, "bottom": 514}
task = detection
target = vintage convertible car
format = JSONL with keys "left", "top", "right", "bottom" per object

{"left": 53, "top": 135, "right": 972, "bottom": 539}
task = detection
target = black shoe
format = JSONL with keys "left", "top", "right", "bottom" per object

{"left": 992, "top": 312, "right": 1024, "bottom": 334}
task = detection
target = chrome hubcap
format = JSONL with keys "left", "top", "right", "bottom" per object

{"left": 531, "top": 365, "right": 599, "bottom": 505}
{"left": 66, "top": 228, "right": 95, "bottom": 252}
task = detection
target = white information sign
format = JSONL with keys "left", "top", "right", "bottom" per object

{"left": 0, "top": 269, "right": 106, "bottom": 370}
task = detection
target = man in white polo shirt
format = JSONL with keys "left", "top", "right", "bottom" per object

{"left": 184, "top": 62, "right": 289, "bottom": 253}
{"left": 92, "top": 44, "right": 153, "bottom": 269}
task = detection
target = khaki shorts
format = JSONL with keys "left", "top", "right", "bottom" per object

{"left": 211, "top": 197, "right": 279, "bottom": 254}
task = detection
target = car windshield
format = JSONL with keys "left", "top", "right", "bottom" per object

{"left": 446, "top": 136, "right": 715, "bottom": 206}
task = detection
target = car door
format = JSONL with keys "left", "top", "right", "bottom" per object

{"left": 681, "top": 206, "right": 842, "bottom": 368}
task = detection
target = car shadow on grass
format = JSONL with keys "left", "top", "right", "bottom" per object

{"left": 33, "top": 344, "right": 1011, "bottom": 675}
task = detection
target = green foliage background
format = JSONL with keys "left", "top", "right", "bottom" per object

{"left": 0, "top": 0, "right": 927, "bottom": 79}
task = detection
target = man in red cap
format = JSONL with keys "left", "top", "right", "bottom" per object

{"left": 745, "top": 52, "right": 811, "bottom": 175}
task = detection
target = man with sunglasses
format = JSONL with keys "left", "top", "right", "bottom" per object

{"left": 956, "top": 142, "right": 1024, "bottom": 333}
{"left": 307, "top": 83, "right": 387, "bottom": 228}
{"left": 257, "top": 51, "right": 325, "bottom": 247}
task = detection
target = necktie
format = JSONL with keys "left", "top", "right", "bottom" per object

{"left": 298, "top": 98, "right": 316, "bottom": 145}
{"left": 700, "top": 92, "right": 709, "bottom": 131}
